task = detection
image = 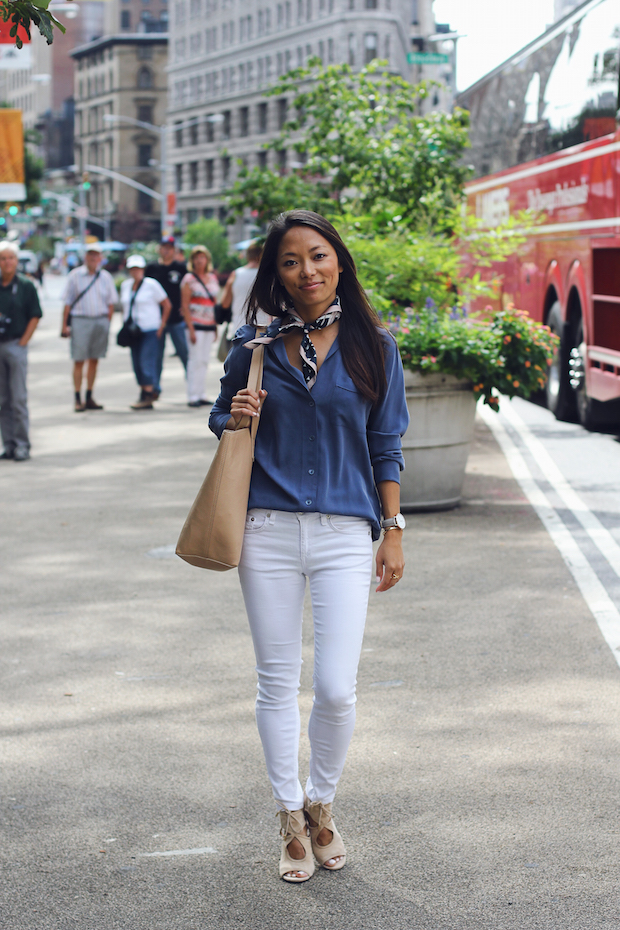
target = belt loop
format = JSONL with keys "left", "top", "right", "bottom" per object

{"left": 267, "top": 511, "right": 275, "bottom": 525}
{"left": 320, "top": 513, "right": 329, "bottom": 526}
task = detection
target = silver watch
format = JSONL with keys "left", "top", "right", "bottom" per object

{"left": 381, "top": 513, "right": 406, "bottom": 531}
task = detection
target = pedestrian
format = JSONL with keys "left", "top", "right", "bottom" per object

{"left": 120, "top": 255, "right": 171, "bottom": 410}
{"left": 209, "top": 210, "right": 409, "bottom": 883}
{"left": 61, "top": 243, "right": 117, "bottom": 412}
{"left": 180, "top": 246, "right": 219, "bottom": 407}
{"left": 0, "top": 240, "right": 42, "bottom": 462}
{"left": 145, "top": 236, "right": 188, "bottom": 394}
{"left": 216, "top": 239, "right": 270, "bottom": 360}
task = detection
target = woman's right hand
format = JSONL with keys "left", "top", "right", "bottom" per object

{"left": 229, "top": 388, "right": 267, "bottom": 426}
{"left": 188, "top": 325, "right": 197, "bottom": 345}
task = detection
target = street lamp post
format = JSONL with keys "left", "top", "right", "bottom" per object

{"left": 103, "top": 114, "right": 168, "bottom": 237}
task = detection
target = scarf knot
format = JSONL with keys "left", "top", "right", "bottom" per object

{"left": 244, "top": 296, "right": 341, "bottom": 388}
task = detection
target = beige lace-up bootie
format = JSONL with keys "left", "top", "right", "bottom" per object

{"left": 303, "top": 794, "right": 346, "bottom": 870}
{"left": 278, "top": 808, "right": 315, "bottom": 883}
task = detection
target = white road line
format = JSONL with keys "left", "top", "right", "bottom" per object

{"left": 499, "top": 401, "right": 620, "bottom": 582}
{"left": 139, "top": 847, "right": 217, "bottom": 857}
{"left": 479, "top": 404, "right": 620, "bottom": 669}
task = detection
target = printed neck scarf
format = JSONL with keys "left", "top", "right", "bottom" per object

{"left": 245, "top": 296, "right": 341, "bottom": 388}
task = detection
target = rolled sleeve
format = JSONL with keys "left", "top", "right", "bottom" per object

{"left": 367, "top": 334, "right": 409, "bottom": 484}
{"left": 209, "top": 325, "right": 254, "bottom": 438}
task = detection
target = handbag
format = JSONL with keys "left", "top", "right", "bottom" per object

{"left": 176, "top": 345, "right": 265, "bottom": 571}
{"left": 116, "top": 280, "right": 143, "bottom": 348}
{"left": 217, "top": 329, "right": 232, "bottom": 362}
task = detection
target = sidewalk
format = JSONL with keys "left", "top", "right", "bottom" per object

{"left": 1, "top": 277, "right": 619, "bottom": 930}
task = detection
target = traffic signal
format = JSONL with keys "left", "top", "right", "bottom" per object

{"left": 82, "top": 172, "right": 91, "bottom": 191}
{"left": 8, "top": 205, "right": 18, "bottom": 216}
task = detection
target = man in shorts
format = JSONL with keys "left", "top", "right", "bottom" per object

{"left": 61, "top": 243, "right": 117, "bottom": 411}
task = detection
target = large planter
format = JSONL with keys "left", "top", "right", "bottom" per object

{"left": 400, "top": 371, "right": 476, "bottom": 512}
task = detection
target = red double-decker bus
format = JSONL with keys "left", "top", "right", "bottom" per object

{"left": 458, "top": 0, "right": 620, "bottom": 429}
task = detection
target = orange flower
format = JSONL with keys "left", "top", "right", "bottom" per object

{"left": 525, "top": 361, "right": 531, "bottom": 368}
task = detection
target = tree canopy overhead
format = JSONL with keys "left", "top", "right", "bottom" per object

{"left": 228, "top": 59, "right": 473, "bottom": 231}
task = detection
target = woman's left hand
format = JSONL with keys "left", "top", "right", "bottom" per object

{"left": 375, "top": 530, "right": 405, "bottom": 592}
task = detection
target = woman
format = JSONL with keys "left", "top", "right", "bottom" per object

{"left": 120, "top": 255, "right": 171, "bottom": 410}
{"left": 180, "top": 246, "right": 220, "bottom": 407}
{"left": 209, "top": 210, "right": 409, "bottom": 883}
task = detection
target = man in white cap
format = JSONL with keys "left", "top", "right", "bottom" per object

{"left": 61, "top": 243, "right": 117, "bottom": 411}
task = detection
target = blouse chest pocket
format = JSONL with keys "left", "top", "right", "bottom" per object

{"left": 329, "top": 378, "right": 369, "bottom": 434}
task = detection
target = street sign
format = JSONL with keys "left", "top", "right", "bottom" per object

{"left": 407, "top": 52, "right": 449, "bottom": 65}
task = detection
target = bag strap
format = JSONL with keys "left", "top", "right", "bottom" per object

{"left": 127, "top": 278, "right": 143, "bottom": 322}
{"left": 191, "top": 271, "right": 217, "bottom": 302}
{"left": 234, "top": 345, "right": 264, "bottom": 462}
{"left": 70, "top": 270, "right": 100, "bottom": 311}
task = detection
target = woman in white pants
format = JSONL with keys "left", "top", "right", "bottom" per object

{"left": 180, "top": 246, "right": 219, "bottom": 406}
{"left": 209, "top": 211, "right": 409, "bottom": 883}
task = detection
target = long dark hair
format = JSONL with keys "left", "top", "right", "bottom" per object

{"left": 247, "top": 210, "right": 387, "bottom": 404}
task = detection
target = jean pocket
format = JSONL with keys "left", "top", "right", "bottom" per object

{"left": 326, "top": 514, "right": 371, "bottom": 535}
{"left": 244, "top": 509, "right": 273, "bottom": 533}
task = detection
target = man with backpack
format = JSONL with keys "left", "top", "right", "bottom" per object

{"left": 0, "top": 240, "right": 42, "bottom": 461}
{"left": 61, "top": 243, "right": 117, "bottom": 412}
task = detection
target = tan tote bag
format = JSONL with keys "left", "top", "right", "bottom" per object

{"left": 176, "top": 345, "right": 264, "bottom": 570}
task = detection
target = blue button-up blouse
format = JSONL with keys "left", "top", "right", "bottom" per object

{"left": 209, "top": 322, "right": 410, "bottom": 540}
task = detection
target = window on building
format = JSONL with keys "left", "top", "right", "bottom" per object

{"left": 222, "top": 156, "right": 231, "bottom": 183}
{"left": 175, "top": 163, "right": 183, "bottom": 190}
{"left": 364, "top": 32, "right": 377, "bottom": 64}
{"left": 384, "top": 33, "right": 390, "bottom": 62}
{"left": 190, "top": 0, "right": 200, "bottom": 15}
{"left": 138, "top": 104, "right": 153, "bottom": 123}
{"left": 189, "top": 161, "right": 198, "bottom": 190}
{"left": 257, "top": 150, "right": 268, "bottom": 169}
{"left": 203, "top": 207, "right": 214, "bottom": 219}
{"left": 349, "top": 0, "right": 354, "bottom": 8}
{"left": 205, "top": 159, "right": 214, "bottom": 187}
{"left": 285, "top": 1, "right": 291, "bottom": 26}
{"left": 175, "top": 121, "right": 183, "bottom": 146}
{"left": 239, "top": 106, "right": 249, "bottom": 136}
{"left": 365, "top": 0, "right": 377, "bottom": 8}
{"left": 121, "top": 10, "right": 131, "bottom": 28}
{"left": 138, "top": 190, "right": 153, "bottom": 213}
{"left": 277, "top": 3, "right": 283, "bottom": 27}
{"left": 219, "top": 206, "right": 228, "bottom": 225}
{"left": 277, "top": 97, "right": 288, "bottom": 129}
{"left": 222, "top": 110, "right": 231, "bottom": 139}
{"left": 328, "top": 37, "right": 334, "bottom": 62}
{"left": 277, "top": 148, "right": 287, "bottom": 173}
{"left": 318, "top": 39, "right": 324, "bottom": 61}
{"left": 306, "top": 0, "right": 312, "bottom": 18}
{"left": 137, "top": 66, "right": 152, "bottom": 88}
{"left": 205, "top": 115, "right": 215, "bottom": 143}
{"left": 138, "top": 143, "right": 153, "bottom": 166}
{"left": 187, "top": 208, "right": 198, "bottom": 224}
{"left": 348, "top": 33, "right": 355, "bottom": 66}
{"left": 297, "top": 0, "right": 303, "bottom": 20}
{"left": 411, "top": 0, "right": 418, "bottom": 24}
{"left": 189, "top": 119, "right": 198, "bottom": 144}
{"left": 258, "top": 102, "right": 268, "bottom": 133}
{"left": 258, "top": 9, "right": 264, "bottom": 34}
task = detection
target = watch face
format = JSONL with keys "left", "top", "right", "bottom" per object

{"left": 395, "top": 513, "right": 406, "bottom": 529}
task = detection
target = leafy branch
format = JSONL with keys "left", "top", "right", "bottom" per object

{"left": 0, "top": 0, "right": 66, "bottom": 46}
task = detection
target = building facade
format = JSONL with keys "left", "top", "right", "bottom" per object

{"left": 104, "top": 0, "right": 169, "bottom": 36}
{"left": 71, "top": 34, "right": 168, "bottom": 240}
{"left": 167, "top": 0, "right": 442, "bottom": 235}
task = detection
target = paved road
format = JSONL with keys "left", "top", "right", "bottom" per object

{"left": 2, "top": 277, "right": 620, "bottom": 929}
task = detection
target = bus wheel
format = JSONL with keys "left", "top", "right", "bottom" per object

{"left": 545, "top": 302, "right": 576, "bottom": 421}
{"left": 569, "top": 320, "right": 613, "bottom": 431}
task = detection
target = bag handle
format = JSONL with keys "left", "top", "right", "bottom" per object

{"left": 234, "top": 345, "right": 264, "bottom": 462}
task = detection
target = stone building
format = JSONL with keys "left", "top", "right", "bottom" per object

{"left": 167, "top": 0, "right": 442, "bottom": 236}
{"left": 71, "top": 33, "right": 168, "bottom": 240}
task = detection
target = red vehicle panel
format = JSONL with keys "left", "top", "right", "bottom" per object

{"left": 458, "top": 0, "right": 620, "bottom": 428}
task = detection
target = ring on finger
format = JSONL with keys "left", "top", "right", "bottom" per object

{"left": 391, "top": 572, "right": 400, "bottom": 580}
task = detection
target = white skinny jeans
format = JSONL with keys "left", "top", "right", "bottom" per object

{"left": 186, "top": 329, "right": 215, "bottom": 402}
{"left": 238, "top": 509, "right": 373, "bottom": 811}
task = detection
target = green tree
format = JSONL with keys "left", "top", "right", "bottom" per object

{"left": 228, "top": 59, "right": 472, "bottom": 230}
{"left": 0, "top": 0, "right": 65, "bottom": 46}
{"left": 183, "top": 218, "right": 232, "bottom": 271}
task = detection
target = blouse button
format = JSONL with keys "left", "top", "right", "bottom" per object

{"left": 305, "top": 499, "right": 312, "bottom": 506}
{"left": 309, "top": 435, "right": 315, "bottom": 441}
{"left": 309, "top": 400, "right": 315, "bottom": 407}
{"left": 308, "top": 469, "right": 314, "bottom": 475}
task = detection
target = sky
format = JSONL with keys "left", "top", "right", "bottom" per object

{"left": 433, "top": 0, "right": 557, "bottom": 91}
